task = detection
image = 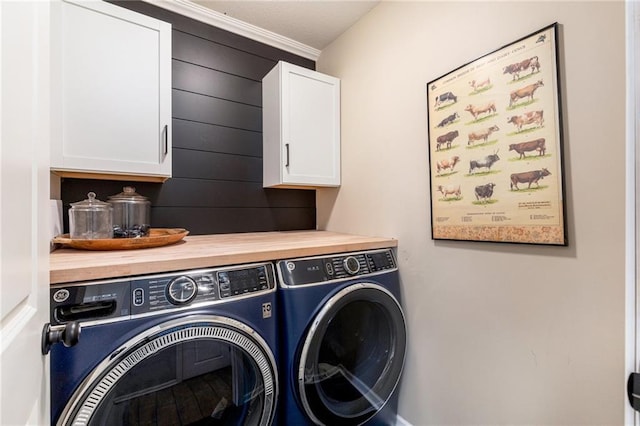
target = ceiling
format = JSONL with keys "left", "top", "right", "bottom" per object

{"left": 191, "top": 1, "right": 380, "bottom": 50}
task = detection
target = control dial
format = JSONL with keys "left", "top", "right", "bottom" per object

{"left": 166, "top": 276, "right": 197, "bottom": 305}
{"left": 343, "top": 256, "right": 361, "bottom": 275}
{"left": 218, "top": 272, "right": 231, "bottom": 292}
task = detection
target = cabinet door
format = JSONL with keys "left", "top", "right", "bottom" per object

{"left": 282, "top": 66, "right": 340, "bottom": 186}
{"left": 50, "top": 0, "right": 171, "bottom": 180}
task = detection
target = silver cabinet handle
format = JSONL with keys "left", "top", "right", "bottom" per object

{"left": 285, "top": 143, "right": 290, "bottom": 167}
{"left": 163, "top": 124, "right": 168, "bottom": 156}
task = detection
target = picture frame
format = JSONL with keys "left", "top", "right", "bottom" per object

{"left": 426, "top": 23, "right": 567, "bottom": 245}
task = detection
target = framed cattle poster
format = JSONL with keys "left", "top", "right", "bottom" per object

{"left": 426, "top": 23, "right": 567, "bottom": 245}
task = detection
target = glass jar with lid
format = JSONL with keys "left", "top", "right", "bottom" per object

{"left": 69, "top": 192, "right": 113, "bottom": 239}
{"left": 108, "top": 186, "right": 151, "bottom": 238}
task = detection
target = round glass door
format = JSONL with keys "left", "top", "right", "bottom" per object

{"left": 298, "top": 284, "right": 407, "bottom": 425}
{"left": 58, "top": 316, "right": 278, "bottom": 426}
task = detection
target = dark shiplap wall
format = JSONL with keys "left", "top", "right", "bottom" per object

{"left": 61, "top": 1, "right": 316, "bottom": 235}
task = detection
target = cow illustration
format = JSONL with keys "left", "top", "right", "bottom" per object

{"left": 436, "top": 156, "right": 460, "bottom": 174}
{"left": 437, "top": 184, "right": 461, "bottom": 199}
{"left": 437, "top": 112, "right": 459, "bottom": 128}
{"left": 510, "top": 168, "right": 551, "bottom": 190}
{"left": 434, "top": 91, "right": 457, "bottom": 107}
{"left": 509, "top": 138, "right": 546, "bottom": 159}
{"left": 469, "top": 151, "right": 500, "bottom": 174}
{"left": 464, "top": 102, "right": 496, "bottom": 120}
{"left": 436, "top": 130, "right": 459, "bottom": 151}
{"left": 475, "top": 183, "right": 496, "bottom": 202}
{"left": 468, "top": 125, "right": 499, "bottom": 146}
{"left": 507, "top": 110, "right": 544, "bottom": 131}
{"left": 509, "top": 80, "right": 544, "bottom": 107}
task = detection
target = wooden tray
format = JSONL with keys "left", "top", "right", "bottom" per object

{"left": 53, "top": 228, "right": 189, "bottom": 251}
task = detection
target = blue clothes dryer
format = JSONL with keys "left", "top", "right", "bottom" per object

{"left": 48, "top": 262, "right": 279, "bottom": 426}
{"left": 277, "top": 249, "right": 407, "bottom": 426}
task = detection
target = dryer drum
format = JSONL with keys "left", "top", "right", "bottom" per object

{"left": 57, "top": 315, "right": 278, "bottom": 426}
{"left": 297, "top": 284, "right": 407, "bottom": 426}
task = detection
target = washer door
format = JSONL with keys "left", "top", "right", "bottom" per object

{"left": 57, "top": 315, "right": 278, "bottom": 426}
{"left": 298, "top": 283, "right": 407, "bottom": 425}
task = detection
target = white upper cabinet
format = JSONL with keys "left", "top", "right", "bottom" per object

{"left": 262, "top": 61, "right": 340, "bottom": 188}
{"left": 50, "top": 0, "right": 172, "bottom": 182}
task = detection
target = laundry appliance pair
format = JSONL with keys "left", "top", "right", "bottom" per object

{"left": 47, "top": 248, "right": 406, "bottom": 426}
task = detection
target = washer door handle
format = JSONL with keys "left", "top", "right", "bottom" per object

{"left": 41, "top": 321, "right": 81, "bottom": 355}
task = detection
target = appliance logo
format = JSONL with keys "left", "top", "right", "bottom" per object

{"left": 286, "top": 262, "right": 296, "bottom": 271}
{"left": 262, "top": 302, "right": 272, "bottom": 319}
{"left": 53, "top": 289, "right": 70, "bottom": 303}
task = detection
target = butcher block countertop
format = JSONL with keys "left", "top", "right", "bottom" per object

{"left": 50, "top": 230, "right": 397, "bottom": 284}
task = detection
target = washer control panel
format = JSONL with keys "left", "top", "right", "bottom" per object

{"left": 131, "top": 263, "right": 275, "bottom": 314}
{"left": 50, "top": 263, "right": 276, "bottom": 324}
{"left": 278, "top": 249, "right": 396, "bottom": 287}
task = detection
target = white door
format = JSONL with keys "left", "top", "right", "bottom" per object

{"left": 629, "top": 1, "right": 640, "bottom": 424}
{"left": 0, "top": 1, "right": 51, "bottom": 424}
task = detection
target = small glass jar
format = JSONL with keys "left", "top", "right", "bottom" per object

{"left": 69, "top": 192, "right": 113, "bottom": 240}
{"left": 108, "top": 187, "right": 151, "bottom": 238}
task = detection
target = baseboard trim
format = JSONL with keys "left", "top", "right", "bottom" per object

{"left": 395, "top": 414, "right": 413, "bottom": 426}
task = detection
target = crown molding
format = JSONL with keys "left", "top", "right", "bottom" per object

{"left": 143, "top": 0, "right": 321, "bottom": 61}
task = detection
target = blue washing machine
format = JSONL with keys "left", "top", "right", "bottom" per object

{"left": 277, "top": 248, "right": 407, "bottom": 426}
{"left": 48, "top": 262, "right": 279, "bottom": 426}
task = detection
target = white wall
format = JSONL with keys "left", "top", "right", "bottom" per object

{"left": 316, "top": 2, "right": 626, "bottom": 424}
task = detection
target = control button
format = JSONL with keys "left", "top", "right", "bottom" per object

{"left": 343, "top": 256, "right": 361, "bottom": 275}
{"left": 325, "top": 262, "right": 334, "bottom": 276}
{"left": 218, "top": 272, "right": 231, "bottom": 292}
{"left": 133, "top": 288, "right": 144, "bottom": 306}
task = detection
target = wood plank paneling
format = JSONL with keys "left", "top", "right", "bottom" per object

{"left": 172, "top": 119, "right": 261, "bottom": 157}
{"left": 173, "top": 31, "right": 275, "bottom": 81}
{"left": 172, "top": 90, "right": 261, "bottom": 131}
{"left": 152, "top": 179, "right": 315, "bottom": 208}
{"left": 62, "top": 178, "right": 314, "bottom": 209}
{"left": 152, "top": 207, "right": 316, "bottom": 234}
{"left": 60, "top": 1, "right": 317, "bottom": 236}
{"left": 172, "top": 60, "right": 261, "bottom": 106}
{"left": 171, "top": 149, "right": 262, "bottom": 182}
